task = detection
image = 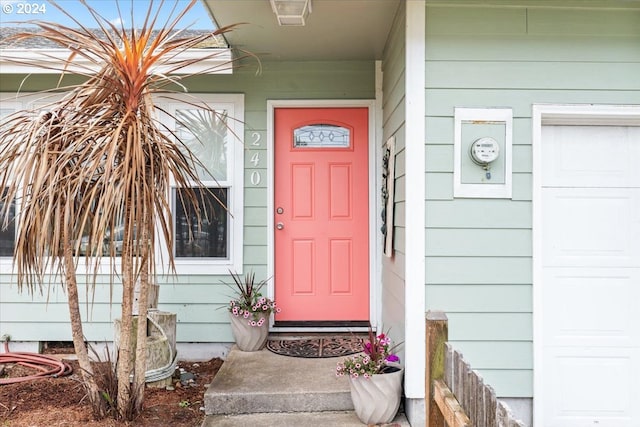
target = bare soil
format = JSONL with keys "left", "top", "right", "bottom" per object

{"left": 0, "top": 345, "right": 222, "bottom": 427}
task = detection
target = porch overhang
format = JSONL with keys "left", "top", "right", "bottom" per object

{"left": 204, "top": 0, "right": 401, "bottom": 61}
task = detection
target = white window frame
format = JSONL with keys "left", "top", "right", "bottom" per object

{"left": 0, "top": 92, "right": 244, "bottom": 275}
{"left": 0, "top": 93, "right": 58, "bottom": 270}
{"left": 159, "top": 93, "right": 244, "bottom": 275}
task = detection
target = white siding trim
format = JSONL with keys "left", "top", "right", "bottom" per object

{"left": 531, "top": 103, "right": 640, "bottom": 427}
{"left": 266, "top": 99, "right": 378, "bottom": 332}
{"left": 0, "top": 48, "right": 234, "bottom": 75}
{"left": 375, "top": 60, "right": 385, "bottom": 327}
{"left": 405, "top": 0, "right": 426, "bottom": 399}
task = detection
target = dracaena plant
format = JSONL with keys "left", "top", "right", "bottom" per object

{"left": 0, "top": 0, "right": 254, "bottom": 420}
{"left": 336, "top": 327, "right": 401, "bottom": 378}
{"left": 227, "top": 271, "right": 280, "bottom": 327}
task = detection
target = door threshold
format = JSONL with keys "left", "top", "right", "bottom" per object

{"left": 271, "top": 320, "right": 370, "bottom": 333}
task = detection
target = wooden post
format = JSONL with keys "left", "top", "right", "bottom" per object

{"left": 426, "top": 310, "right": 448, "bottom": 427}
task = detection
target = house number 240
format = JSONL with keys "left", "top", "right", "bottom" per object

{"left": 250, "top": 132, "right": 261, "bottom": 186}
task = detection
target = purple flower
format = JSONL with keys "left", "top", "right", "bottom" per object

{"left": 363, "top": 342, "right": 372, "bottom": 355}
{"left": 386, "top": 354, "right": 399, "bottom": 363}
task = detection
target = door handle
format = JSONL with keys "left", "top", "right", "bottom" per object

{"left": 276, "top": 222, "right": 284, "bottom": 230}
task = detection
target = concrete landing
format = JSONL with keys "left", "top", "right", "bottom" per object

{"left": 202, "top": 345, "right": 412, "bottom": 426}
{"left": 204, "top": 346, "right": 352, "bottom": 415}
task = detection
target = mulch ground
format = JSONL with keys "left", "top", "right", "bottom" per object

{"left": 0, "top": 344, "right": 223, "bottom": 427}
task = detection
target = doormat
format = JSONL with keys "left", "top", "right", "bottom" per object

{"left": 266, "top": 337, "right": 363, "bottom": 358}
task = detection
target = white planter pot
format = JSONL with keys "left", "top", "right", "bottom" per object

{"left": 348, "top": 364, "right": 404, "bottom": 425}
{"left": 229, "top": 312, "right": 269, "bottom": 351}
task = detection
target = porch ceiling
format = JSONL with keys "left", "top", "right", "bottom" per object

{"left": 203, "top": 0, "right": 402, "bottom": 61}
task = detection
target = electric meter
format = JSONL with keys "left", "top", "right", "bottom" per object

{"left": 470, "top": 137, "right": 500, "bottom": 166}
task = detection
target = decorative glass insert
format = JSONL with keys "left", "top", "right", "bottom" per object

{"left": 175, "top": 187, "right": 228, "bottom": 258}
{"left": 294, "top": 124, "right": 350, "bottom": 148}
{"left": 176, "top": 109, "right": 229, "bottom": 181}
{"left": 0, "top": 190, "right": 15, "bottom": 257}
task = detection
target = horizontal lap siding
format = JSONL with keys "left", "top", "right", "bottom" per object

{"left": 424, "top": 3, "right": 640, "bottom": 398}
{"left": 380, "top": 1, "right": 406, "bottom": 351}
{"left": 0, "top": 60, "right": 376, "bottom": 344}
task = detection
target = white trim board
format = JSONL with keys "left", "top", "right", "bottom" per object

{"left": 531, "top": 103, "right": 640, "bottom": 427}
{"left": 265, "top": 99, "right": 379, "bottom": 333}
{"left": 0, "top": 48, "right": 234, "bottom": 75}
{"left": 404, "top": 0, "right": 427, "bottom": 403}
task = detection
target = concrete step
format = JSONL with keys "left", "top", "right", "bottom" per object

{"left": 204, "top": 346, "right": 353, "bottom": 415}
{"left": 202, "top": 411, "right": 411, "bottom": 427}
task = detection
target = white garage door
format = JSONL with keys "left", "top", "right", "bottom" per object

{"left": 540, "top": 124, "right": 640, "bottom": 426}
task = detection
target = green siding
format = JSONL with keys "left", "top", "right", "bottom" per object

{"left": 424, "top": 2, "right": 640, "bottom": 399}
{"left": 426, "top": 285, "right": 532, "bottom": 312}
{"left": 426, "top": 200, "right": 532, "bottom": 228}
{"left": 0, "top": 60, "right": 376, "bottom": 344}
{"left": 380, "top": 0, "right": 407, "bottom": 350}
{"left": 453, "top": 341, "right": 532, "bottom": 369}
{"left": 426, "top": 229, "right": 531, "bottom": 257}
{"left": 446, "top": 313, "right": 532, "bottom": 341}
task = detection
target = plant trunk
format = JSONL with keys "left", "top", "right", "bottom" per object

{"left": 62, "top": 225, "right": 106, "bottom": 418}
{"left": 132, "top": 217, "right": 150, "bottom": 414}
{"left": 116, "top": 214, "right": 135, "bottom": 419}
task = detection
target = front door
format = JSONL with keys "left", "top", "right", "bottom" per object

{"left": 274, "top": 107, "right": 369, "bottom": 323}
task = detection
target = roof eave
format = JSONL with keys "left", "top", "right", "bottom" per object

{"left": 0, "top": 48, "right": 234, "bottom": 75}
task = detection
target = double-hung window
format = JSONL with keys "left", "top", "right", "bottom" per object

{"left": 0, "top": 191, "right": 15, "bottom": 257}
{"left": 0, "top": 93, "right": 244, "bottom": 274}
{"left": 160, "top": 94, "right": 244, "bottom": 274}
{"left": 0, "top": 98, "right": 22, "bottom": 263}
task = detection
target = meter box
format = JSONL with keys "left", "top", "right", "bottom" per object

{"left": 453, "top": 108, "right": 512, "bottom": 199}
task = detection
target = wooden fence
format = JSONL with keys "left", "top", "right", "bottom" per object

{"left": 426, "top": 310, "right": 526, "bottom": 427}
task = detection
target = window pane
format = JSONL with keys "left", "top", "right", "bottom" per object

{"left": 76, "top": 220, "right": 128, "bottom": 257}
{"left": 175, "top": 187, "right": 228, "bottom": 258}
{"left": 176, "top": 109, "right": 228, "bottom": 181}
{"left": 0, "top": 193, "right": 15, "bottom": 257}
{"left": 294, "top": 124, "right": 350, "bottom": 148}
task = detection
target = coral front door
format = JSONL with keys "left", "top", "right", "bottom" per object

{"left": 274, "top": 107, "right": 369, "bottom": 323}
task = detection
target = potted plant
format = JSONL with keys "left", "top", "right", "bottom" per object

{"left": 226, "top": 271, "right": 280, "bottom": 351}
{"left": 336, "top": 327, "right": 403, "bottom": 425}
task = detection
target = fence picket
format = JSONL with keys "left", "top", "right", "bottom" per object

{"left": 445, "top": 343, "right": 454, "bottom": 392}
{"left": 473, "top": 371, "right": 484, "bottom": 427}
{"left": 426, "top": 311, "right": 526, "bottom": 427}
{"left": 485, "top": 383, "right": 497, "bottom": 427}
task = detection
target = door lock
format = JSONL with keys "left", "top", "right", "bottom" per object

{"left": 276, "top": 222, "right": 284, "bottom": 230}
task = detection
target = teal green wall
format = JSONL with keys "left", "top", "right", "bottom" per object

{"left": 0, "top": 60, "right": 376, "bottom": 343}
{"left": 424, "top": 3, "right": 640, "bottom": 398}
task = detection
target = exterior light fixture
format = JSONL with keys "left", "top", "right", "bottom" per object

{"left": 269, "top": 0, "right": 312, "bottom": 26}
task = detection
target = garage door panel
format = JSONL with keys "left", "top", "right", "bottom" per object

{"left": 542, "top": 268, "right": 640, "bottom": 348}
{"left": 540, "top": 122, "right": 640, "bottom": 427}
{"left": 544, "top": 348, "right": 640, "bottom": 427}
{"left": 542, "top": 188, "right": 640, "bottom": 267}
{"left": 541, "top": 125, "right": 640, "bottom": 188}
